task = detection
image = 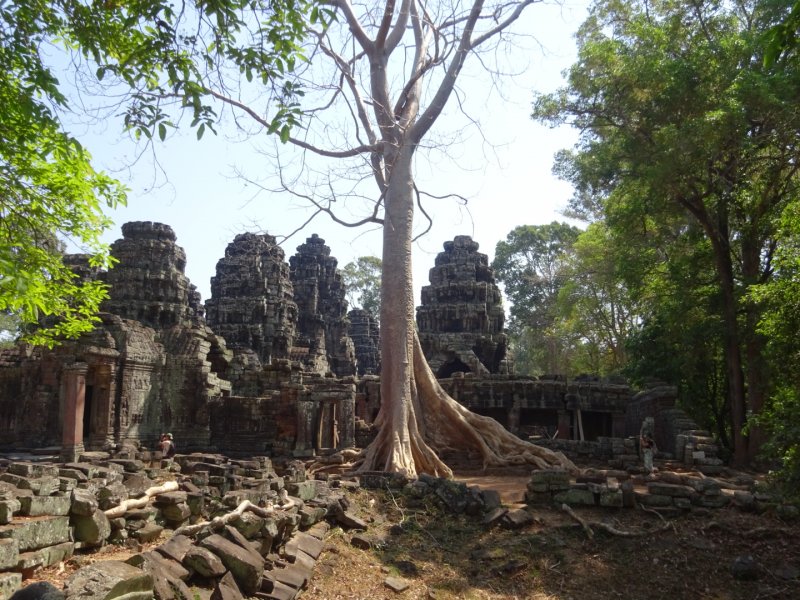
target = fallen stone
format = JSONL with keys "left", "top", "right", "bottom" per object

{"left": 384, "top": 576, "right": 410, "bottom": 593}
{"left": 211, "top": 571, "right": 243, "bottom": 600}
{"left": 0, "top": 538, "right": 20, "bottom": 570}
{"left": 199, "top": 534, "right": 265, "bottom": 596}
{"left": 305, "top": 521, "right": 330, "bottom": 540}
{"left": 284, "top": 531, "right": 323, "bottom": 561}
{"left": 8, "top": 580, "right": 65, "bottom": 600}
{"left": 159, "top": 502, "right": 191, "bottom": 524}
{"left": 156, "top": 534, "right": 194, "bottom": 563}
{"left": 264, "top": 564, "right": 310, "bottom": 590}
{"left": 284, "top": 481, "right": 316, "bottom": 502}
{"left": 334, "top": 509, "right": 367, "bottom": 530}
{"left": 131, "top": 522, "right": 163, "bottom": 543}
{"left": 0, "top": 498, "right": 21, "bottom": 525}
{"left": 69, "top": 489, "right": 98, "bottom": 517}
{"left": 482, "top": 507, "right": 507, "bottom": 526}
{"left": 18, "top": 495, "right": 71, "bottom": 517}
{"left": 183, "top": 545, "right": 227, "bottom": 578}
{"left": 502, "top": 509, "right": 534, "bottom": 529}
{"left": 0, "top": 572, "right": 22, "bottom": 600}
{"left": 350, "top": 533, "right": 373, "bottom": 550}
{"left": 259, "top": 580, "right": 296, "bottom": 600}
{"left": 71, "top": 509, "right": 111, "bottom": 548}
{"left": 16, "top": 541, "right": 74, "bottom": 573}
{"left": 64, "top": 560, "right": 154, "bottom": 600}
{"left": 0, "top": 516, "right": 71, "bottom": 552}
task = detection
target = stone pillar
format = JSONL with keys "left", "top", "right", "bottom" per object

{"left": 339, "top": 386, "right": 356, "bottom": 449}
{"left": 556, "top": 410, "right": 571, "bottom": 440}
{"left": 294, "top": 399, "right": 315, "bottom": 457}
{"left": 61, "top": 362, "right": 88, "bottom": 463}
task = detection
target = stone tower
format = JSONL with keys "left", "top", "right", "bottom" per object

{"left": 348, "top": 308, "right": 380, "bottom": 376}
{"left": 289, "top": 234, "right": 356, "bottom": 377}
{"left": 205, "top": 233, "right": 297, "bottom": 365}
{"left": 416, "top": 235, "right": 508, "bottom": 377}
{"left": 101, "top": 221, "right": 197, "bottom": 328}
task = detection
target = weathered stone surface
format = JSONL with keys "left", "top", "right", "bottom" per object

{"left": 206, "top": 232, "right": 297, "bottom": 367}
{"left": 71, "top": 509, "right": 111, "bottom": 548}
{"left": 502, "top": 509, "right": 534, "bottom": 529}
{"left": 7, "top": 463, "right": 60, "bottom": 479}
{"left": 0, "top": 474, "right": 60, "bottom": 497}
{"left": 289, "top": 234, "right": 356, "bottom": 377}
{"left": 284, "top": 531, "right": 324, "bottom": 561}
{"left": 0, "top": 538, "right": 19, "bottom": 570}
{"left": 69, "top": 489, "right": 98, "bottom": 517}
{"left": 0, "top": 573, "right": 22, "bottom": 600}
{"left": 199, "top": 533, "right": 265, "bottom": 595}
{"left": 64, "top": 561, "right": 153, "bottom": 600}
{"left": 211, "top": 571, "right": 243, "bottom": 600}
{"left": 8, "top": 581, "right": 65, "bottom": 600}
{"left": 417, "top": 236, "right": 508, "bottom": 376}
{"left": 159, "top": 502, "right": 191, "bottom": 523}
{"left": 0, "top": 516, "right": 70, "bottom": 552}
{"left": 347, "top": 309, "right": 379, "bottom": 376}
{"left": 646, "top": 482, "right": 696, "bottom": 499}
{"left": 334, "top": 510, "right": 367, "bottom": 531}
{"left": 155, "top": 534, "right": 194, "bottom": 563}
{"left": 384, "top": 576, "right": 410, "bottom": 593}
{"left": 131, "top": 522, "right": 163, "bottom": 543}
{"left": 183, "top": 545, "right": 227, "bottom": 578}
{"left": 553, "top": 488, "right": 596, "bottom": 506}
{"left": 16, "top": 541, "right": 74, "bottom": 572}
{"left": 19, "top": 495, "right": 71, "bottom": 517}
{"left": 285, "top": 481, "right": 316, "bottom": 502}
{"left": 0, "top": 499, "right": 21, "bottom": 525}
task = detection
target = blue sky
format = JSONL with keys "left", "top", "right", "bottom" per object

{"left": 74, "top": 1, "right": 591, "bottom": 303}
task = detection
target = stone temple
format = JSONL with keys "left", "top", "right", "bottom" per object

{"left": 0, "top": 223, "right": 718, "bottom": 470}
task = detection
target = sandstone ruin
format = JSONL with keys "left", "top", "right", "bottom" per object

{"left": 0, "top": 223, "right": 718, "bottom": 471}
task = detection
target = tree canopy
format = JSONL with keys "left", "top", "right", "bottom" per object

{"left": 534, "top": 0, "right": 800, "bottom": 464}
{"left": 0, "top": 0, "right": 318, "bottom": 345}
{"left": 342, "top": 256, "right": 382, "bottom": 319}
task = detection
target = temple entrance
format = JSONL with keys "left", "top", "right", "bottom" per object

{"left": 437, "top": 357, "right": 471, "bottom": 378}
{"left": 519, "top": 408, "right": 559, "bottom": 439}
{"left": 315, "top": 401, "right": 339, "bottom": 452}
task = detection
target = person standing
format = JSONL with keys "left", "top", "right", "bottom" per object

{"left": 640, "top": 417, "right": 657, "bottom": 474}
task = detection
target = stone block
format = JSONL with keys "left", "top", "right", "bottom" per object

{"left": 0, "top": 572, "right": 22, "bottom": 600}
{"left": 70, "top": 488, "right": 98, "bottom": 517}
{"left": 0, "top": 516, "right": 71, "bottom": 552}
{"left": 0, "top": 538, "right": 19, "bottom": 570}
{"left": 8, "top": 463, "right": 60, "bottom": 479}
{"left": 199, "top": 534, "right": 265, "bottom": 595}
{"left": 152, "top": 491, "right": 187, "bottom": 506}
{"left": 183, "top": 545, "right": 227, "bottom": 578}
{"left": 64, "top": 560, "right": 153, "bottom": 600}
{"left": 646, "top": 482, "right": 696, "bottom": 499}
{"left": 553, "top": 488, "right": 595, "bottom": 506}
{"left": 71, "top": 509, "right": 111, "bottom": 548}
{"left": 159, "top": 502, "right": 191, "bottom": 524}
{"left": 211, "top": 571, "right": 242, "bottom": 600}
{"left": 131, "top": 523, "right": 163, "bottom": 543}
{"left": 636, "top": 493, "right": 673, "bottom": 507}
{"left": 0, "top": 499, "right": 21, "bottom": 525}
{"left": 156, "top": 534, "right": 194, "bottom": 563}
{"left": 58, "top": 478, "right": 77, "bottom": 493}
{"left": 501, "top": 509, "right": 534, "bottom": 529}
{"left": 18, "top": 495, "right": 71, "bottom": 517}
{"left": 284, "top": 481, "right": 316, "bottom": 502}
{"left": 599, "top": 490, "right": 624, "bottom": 508}
{"left": 16, "top": 541, "right": 74, "bottom": 572}
{"left": 0, "top": 474, "right": 60, "bottom": 497}
{"left": 284, "top": 531, "right": 323, "bottom": 561}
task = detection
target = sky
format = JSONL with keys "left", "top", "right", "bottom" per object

{"left": 75, "top": 0, "right": 591, "bottom": 304}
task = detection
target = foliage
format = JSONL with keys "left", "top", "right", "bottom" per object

{"left": 492, "top": 222, "right": 580, "bottom": 375}
{"left": 533, "top": 0, "right": 800, "bottom": 463}
{"left": 342, "top": 256, "right": 382, "bottom": 319}
{"left": 750, "top": 198, "right": 800, "bottom": 492}
{"left": 764, "top": 0, "right": 800, "bottom": 65}
{"left": 0, "top": 0, "right": 319, "bottom": 346}
{"left": 0, "top": 0, "right": 125, "bottom": 346}
{"left": 556, "top": 223, "right": 639, "bottom": 376}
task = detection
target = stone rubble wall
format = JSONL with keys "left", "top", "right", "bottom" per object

{"left": 0, "top": 453, "right": 364, "bottom": 600}
{"left": 347, "top": 309, "right": 380, "bottom": 376}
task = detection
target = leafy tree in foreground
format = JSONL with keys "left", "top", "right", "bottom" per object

{"left": 1, "top": 0, "right": 315, "bottom": 346}
{"left": 342, "top": 256, "right": 382, "bottom": 320}
{"left": 492, "top": 222, "right": 580, "bottom": 376}
{"left": 534, "top": 0, "right": 800, "bottom": 464}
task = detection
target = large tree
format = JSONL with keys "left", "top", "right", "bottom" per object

{"left": 534, "top": 0, "right": 800, "bottom": 464}
{"left": 207, "top": 0, "right": 574, "bottom": 477}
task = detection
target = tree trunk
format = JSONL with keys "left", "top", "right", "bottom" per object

{"left": 359, "top": 147, "right": 577, "bottom": 478}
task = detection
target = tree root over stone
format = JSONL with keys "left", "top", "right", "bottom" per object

{"left": 104, "top": 481, "right": 179, "bottom": 518}
{"left": 174, "top": 491, "right": 297, "bottom": 537}
{"left": 354, "top": 332, "right": 578, "bottom": 479}
{"left": 562, "top": 503, "right": 674, "bottom": 539}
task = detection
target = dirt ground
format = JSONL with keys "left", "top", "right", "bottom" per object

{"left": 303, "top": 470, "right": 800, "bottom": 600}
{"left": 27, "top": 467, "right": 800, "bottom": 600}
